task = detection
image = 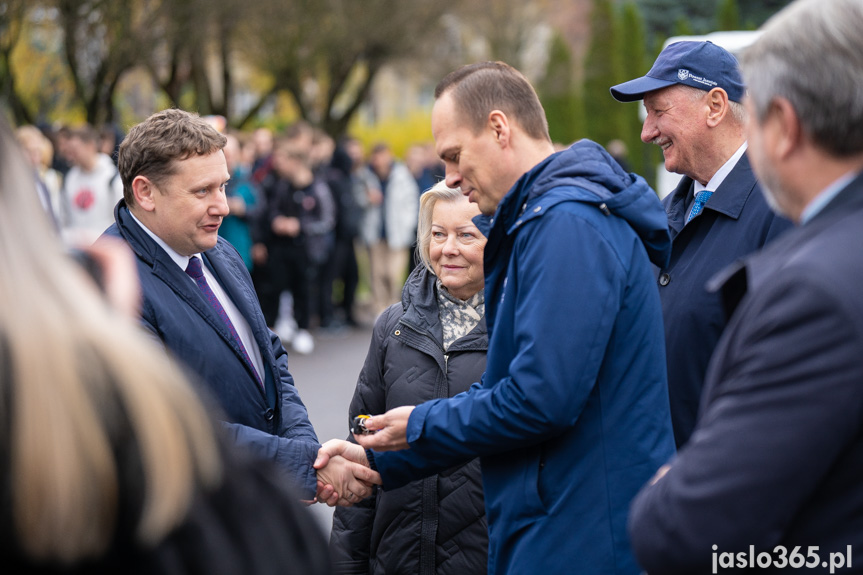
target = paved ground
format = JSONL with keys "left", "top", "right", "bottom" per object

{"left": 286, "top": 322, "right": 376, "bottom": 536}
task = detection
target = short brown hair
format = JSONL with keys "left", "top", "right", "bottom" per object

{"left": 118, "top": 109, "right": 227, "bottom": 206}
{"left": 434, "top": 61, "right": 550, "bottom": 142}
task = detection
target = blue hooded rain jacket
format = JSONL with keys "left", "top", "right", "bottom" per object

{"left": 373, "top": 140, "right": 675, "bottom": 575}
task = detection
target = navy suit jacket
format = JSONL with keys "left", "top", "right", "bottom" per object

{"left": 104, "top": 201, "right": 320, "bottom": 497}
{"left": 629, "top": 172, "right": 863, "bottom": 574}
{"left": 658, "top": 153, "right": 791, "bottom": 446}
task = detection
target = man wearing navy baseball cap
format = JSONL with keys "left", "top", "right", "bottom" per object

{"left": 611, "top": 41, "right": 791, "bottom": 448}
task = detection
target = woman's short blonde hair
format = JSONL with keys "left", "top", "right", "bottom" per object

{"left": 416, "top": 180, "right": 465, "bottom": 272}
{"left": 15, "top": 125, "right": 54, "bottom": 168}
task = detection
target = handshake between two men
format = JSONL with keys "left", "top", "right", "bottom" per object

{"left": 313, "top": 406, "right": 415, "bottom": 507}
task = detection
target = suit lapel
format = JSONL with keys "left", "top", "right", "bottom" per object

{"left": 151, "top": 252, "right": 238, "bottom": 349}
{"left": 664, "top": 176, "right": 693, "bottom": 241}
{"left": 708, "top": 153, "right": 757, "bottom": 220}
{"left": 202, "top": 246, "right": 275, "bottom": 384}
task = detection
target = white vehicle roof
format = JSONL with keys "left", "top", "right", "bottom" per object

{"left": 663, "top": 30, "right": 763, "bottom": 56}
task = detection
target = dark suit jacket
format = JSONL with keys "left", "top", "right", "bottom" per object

{"left": 658, "top": 153, "right": 791, "bottom": 447}
{"left": 104, "top": 201, "right": 320, "bottom": 498}
{"left": 629, "top": 172, "right": 863, "bottom": 574}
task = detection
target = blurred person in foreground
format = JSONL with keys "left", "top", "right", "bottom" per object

{"left": 330, "top": 182, "right": 489, "bottom": 574}
{"left": 611, "top": 40, "right": 792, "bottom": 448}
{"left": 628, "top": 0, "right": 863, "bottom": 572}
{"left": 0, "top": 117, "right": 332, "bottom": 574}
{"left": 320, "top": 61, "right": 675, "bottom": 574}
{"left": 101, "top": 108, "right": 377, "bottom": 505}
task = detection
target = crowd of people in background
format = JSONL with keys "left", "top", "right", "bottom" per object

{"left": 7, "top": 1, "right": 863, "bottom": 571}
{"left": 16, "top": 118, "right": 444, "bottom": 356}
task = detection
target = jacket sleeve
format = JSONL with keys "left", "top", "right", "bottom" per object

{"left": 374, "top": 208, "right": 626, "bottom": 487}
{"left": 268, "top": 327, "right": 319, "bottom": 443}
{"left": 139, "top": 310, "right": 321, "bottom": 499}
{"left": 628, "top": 272, "right": 863, "bottom": 574}
{"left": 220, "top": 421, "right": 320, "bottom": 499}
{"left": 226, "top": 319, "right": 321, "bottom": 499}
{"left": 354, "top": 168, "right": 378, "bottom": 209}
{"left": 219, "top": 327, "right": 321, "bottom": 499}
{"left": 385, "top": 165, "right": 420, "bottom": 248}
{"left": 330, "top": 306, "right": 399, "bottom": 573}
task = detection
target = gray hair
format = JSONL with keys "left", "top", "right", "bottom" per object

{"left": 741, "top": 0, "right": 863, "bottom": 156}
{"left": 678, "top": 85, "right": 748, "bottom": 126}
{"left": 416, "top": 181, "right": 465, "bottom": 273}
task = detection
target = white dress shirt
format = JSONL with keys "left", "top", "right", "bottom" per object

{"left": 129, "top": 211, "right": 265, "bottom": 382}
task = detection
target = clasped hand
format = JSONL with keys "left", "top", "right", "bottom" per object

{"left": 313, "top": 439, "right": 381, "bottom": 507}
{"left": 313, "top": 406, "right": 415, "bottom": 506}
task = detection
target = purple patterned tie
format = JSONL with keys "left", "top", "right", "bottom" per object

{"left": 185, "top": 256, "right": 263, "bottom": 388}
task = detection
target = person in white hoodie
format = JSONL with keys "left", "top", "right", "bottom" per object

{"left": 60, "top": 124, "right": 123, "bottom": 244}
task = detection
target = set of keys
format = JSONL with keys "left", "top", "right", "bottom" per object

{"left": 350, "top": 414, "right": 377, "bottom": 435}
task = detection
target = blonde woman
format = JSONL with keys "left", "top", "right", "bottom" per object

{"left": 0, "top": 118, "right": 330, "bottom": 573}
{"left": 330, "top": 181, "right": 489, "bottom": 574}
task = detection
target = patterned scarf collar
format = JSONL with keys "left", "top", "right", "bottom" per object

{"left": 436, "top": 279, "right": 485, "bottom": 351}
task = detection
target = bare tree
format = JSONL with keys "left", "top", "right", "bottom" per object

{"left": 56, "top": 0, "right": 158, "bottom": 125}
{"left": 237, "top": 0, "right": 455, "bottom": 136}
{"left": 143, "top": 0, "right": 211, "bottom": 114}
{"left": 451, "top": 0, "right": 552, "bottom": 73}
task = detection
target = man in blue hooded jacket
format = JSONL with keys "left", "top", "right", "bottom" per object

{"left": 321, "top": 62, "right": 676, "bottom": 574}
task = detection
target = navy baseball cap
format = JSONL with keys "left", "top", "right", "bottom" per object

{"left": 610, "top": 41, "right": 745, "bottom": 103}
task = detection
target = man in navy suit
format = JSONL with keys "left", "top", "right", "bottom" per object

{"left": 103, "top": 109, "right": 378, "bottom": 504}
{"left": 628, "top": 0, "right": 863, "bottom": 572}
{"left": 611, "top": 40, "right": 791, "bottom": 447}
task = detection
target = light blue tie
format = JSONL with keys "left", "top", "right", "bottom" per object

{"left": 686, "top": 190, "right": 713, "bottom": 223}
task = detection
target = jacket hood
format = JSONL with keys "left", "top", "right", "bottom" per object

{"left": 497, "top": 139, "right": 670, "bottom": 267}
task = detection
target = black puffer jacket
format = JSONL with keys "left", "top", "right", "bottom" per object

{"left": 330, "top": 266, "right": 488, "bottom": 575}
